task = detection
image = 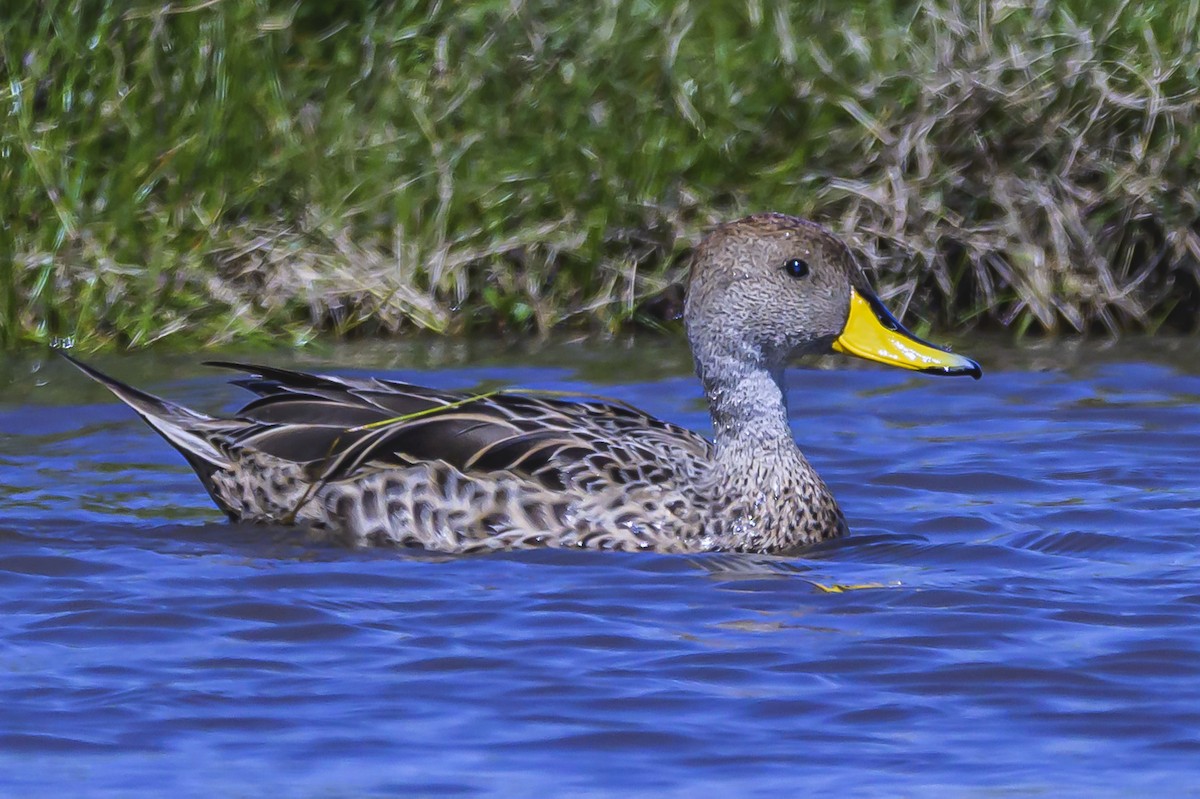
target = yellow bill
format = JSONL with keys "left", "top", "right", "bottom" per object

{"left": 832, "top": 289, "right": 982, "bottom": 379}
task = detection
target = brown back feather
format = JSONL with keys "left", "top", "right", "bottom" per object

{"left": 205, "top": 362, "right": 710, "bottom": 490}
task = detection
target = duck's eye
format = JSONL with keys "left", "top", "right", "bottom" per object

{"left": 783, "top": 258, "right": 809, "bottom": 278}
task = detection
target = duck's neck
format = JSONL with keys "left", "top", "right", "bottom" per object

{"left": 692, "top": 339, "right": 846, "bottom": 551}
{"left": 697, "top": 343, "right": 798, "bottom": 460}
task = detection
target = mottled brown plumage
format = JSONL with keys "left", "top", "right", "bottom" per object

{"left": 61, "top": 213, "right": 980, "bottom": 554}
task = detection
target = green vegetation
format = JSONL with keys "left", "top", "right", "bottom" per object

{"left": 3, "top": 0, "right": 1199, "bottom": 349}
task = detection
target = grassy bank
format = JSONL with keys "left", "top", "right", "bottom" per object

{"left": 3, "top": 0, "right": 1199, "bottom": 349}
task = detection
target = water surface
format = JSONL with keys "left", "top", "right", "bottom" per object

{"left": 1, "top": 337, "right": 1198, "bottom": 797}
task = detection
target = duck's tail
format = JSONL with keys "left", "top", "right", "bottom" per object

{"left": 57, "top": 350, "right": 231, "bottom": 477}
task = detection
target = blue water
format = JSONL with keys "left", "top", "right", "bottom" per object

{"left": 1, "top": 339, "right": 1198, "bottom": 797}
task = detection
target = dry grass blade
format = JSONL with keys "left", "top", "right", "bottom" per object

{"left": 4, "top": 0, "right": 1198, "bottom": 349}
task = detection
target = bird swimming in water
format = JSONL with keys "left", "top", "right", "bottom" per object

{"left": 61, "top": 213, "right": 980, "bottom": 554}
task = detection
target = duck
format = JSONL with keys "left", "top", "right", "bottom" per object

{"left": 60, "top": 213, "right": 980, "bottom": 554}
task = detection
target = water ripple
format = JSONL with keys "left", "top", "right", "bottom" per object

{"left": 1, "top": 342, "right": 1199, "bottom": 797}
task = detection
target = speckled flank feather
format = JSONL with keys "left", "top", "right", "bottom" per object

{"left": 61, "top": 213, "right": 964, "bottom": 554}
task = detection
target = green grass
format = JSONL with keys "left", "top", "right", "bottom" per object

{"left": 3, "top": 0, "right": 1199, "bottom": 349}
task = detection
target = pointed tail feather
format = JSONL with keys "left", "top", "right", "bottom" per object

{"left": 56, "top": 350, "right": 229, "bottom": 471}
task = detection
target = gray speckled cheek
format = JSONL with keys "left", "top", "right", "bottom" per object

{"left": 687, "top": 222, "right": 859, "bottom": 364}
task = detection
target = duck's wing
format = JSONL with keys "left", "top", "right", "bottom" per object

{"left": 205, "top": 362, "right": 712, "bottom": 491}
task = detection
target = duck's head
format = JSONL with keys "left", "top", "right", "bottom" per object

{"left": 684, "top": 213, "right": 982, "bottom": 379}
